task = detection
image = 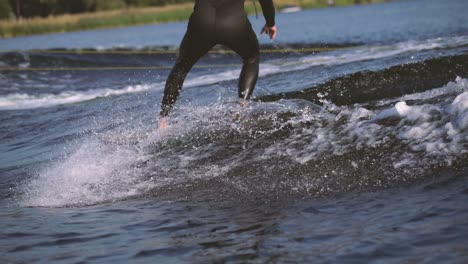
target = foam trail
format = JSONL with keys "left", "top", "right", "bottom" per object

{"left": 184, "top": 64, "right": 280, "bottom": 87}
{"left": 0, "top": 84, "right": 157, "bottom": 110}
{"left": 0, "top": 64, "right": 280, "bottom": 110}
{"left": 273, "top": 35, "right": 468, "bottom": 71}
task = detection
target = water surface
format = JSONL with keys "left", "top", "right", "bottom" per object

{"left": 1, "top": 0, "right": 467, "bottom": 263}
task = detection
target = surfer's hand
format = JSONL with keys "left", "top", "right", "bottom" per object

{"left": 261, "top": 25, "right": 277, "bottom": 40}
{"left": 159, "top": 117, "right": 169, "bottom": 129}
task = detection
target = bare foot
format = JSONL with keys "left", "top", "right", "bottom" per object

{"left": 239, "top": 100, "right": 248, "bottom": 107}
{"left": 159, "top": 117, "right": 169, "bottom": 129}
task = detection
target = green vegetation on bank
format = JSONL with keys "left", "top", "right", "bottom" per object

{"left": 0, "top": 0, "right": 387, "bottom": 38}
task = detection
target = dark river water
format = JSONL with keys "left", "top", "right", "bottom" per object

{"left": 1, "top": 0, "right": 468, "bottom": 263}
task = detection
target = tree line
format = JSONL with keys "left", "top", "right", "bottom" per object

{"left": 0, "top": 0, "right": 192, "bottom": 20}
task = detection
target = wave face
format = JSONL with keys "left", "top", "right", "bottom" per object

{"left": 261, "top": 54, "right": 468, "bottom": 105}
{"left": 20, "top": 77, "right": 468, "bottom": 207}
{"left": 2, "top": 30, "right": 467, "bottom": 208}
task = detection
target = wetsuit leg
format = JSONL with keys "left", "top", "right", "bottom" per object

{"left": 218, "top": 16, "right": 260, "bottom": 99}
{"left": 231, "top": 27, "right": 260, "bottom": 100}
{"left": 160, "top": 14, "right": 215, "bottom": 117}
{"left": 160, "top": 0, "right": 270, "bottom": 116}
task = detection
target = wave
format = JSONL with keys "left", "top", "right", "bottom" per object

{"left": 260, "top": 54, "right": 468, "bottom": 105}
{"left": 21, "top": 78, "right": 468, "bottom": 207}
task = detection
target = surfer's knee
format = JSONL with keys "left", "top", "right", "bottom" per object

{"left": 243, "top": 52, "right": 260, "bottom": 66}
{"left": 173, "top": 59, "right": 191, "bottom": 73}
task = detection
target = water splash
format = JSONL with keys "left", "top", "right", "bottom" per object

{"left": 21, "top": 78, "right": 468, "bottom": 207}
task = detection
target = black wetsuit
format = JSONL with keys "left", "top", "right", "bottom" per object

{"left": 160, "top": 0, "right": 275, "bottom": 117}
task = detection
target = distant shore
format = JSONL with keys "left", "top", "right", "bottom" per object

{"left": 0, "top": 0, "right": 387, "bottom": 38}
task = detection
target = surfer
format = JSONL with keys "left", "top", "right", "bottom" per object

{"left": 159, "top": 0, "right": 277, "bottom": 128}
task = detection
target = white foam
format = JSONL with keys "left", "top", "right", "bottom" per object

{"left": 449, "top": 91, "right": 468, "bottom": 115}
{"left": 377, "top": 76, "right": 468, "bottom": 106}
{"left": 0, "top": 84, "right": 157, "bottom": 110}
{"left": 259, "top": 78, "right": 468, "bottom": 166}
{"left": 373, "top": 101, "right": 411, "bottom": 120}
{"left": 0, "top": 64, "right": 282, "bottom": 110}
{"left": 449, "top": 91, "right": 468, "bottom": 130}
{"left": 184, "top": 63, "right": 280, "bottom": 88}
{"left": 21, "top": 135, "right": 165, "bottom": 207}
{"left": 273, "top": 35, "right": 468, "bottom": 71}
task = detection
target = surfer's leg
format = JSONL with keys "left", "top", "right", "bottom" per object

{"left": 160, "top": 15, "right": 215, "bottom": 117}
{"left": 237, "top": 43, "right": 260, "bottom": 100}
{"left": 221, "top": 20, "right": 260, "bottom": 100}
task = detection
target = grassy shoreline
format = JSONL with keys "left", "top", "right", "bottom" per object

{"left": 0, "top": 0, "right": 387, "bottom": 38}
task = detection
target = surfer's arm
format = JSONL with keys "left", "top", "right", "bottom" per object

{"left": 258, "top": 0, "right": 277, "bottom": 39}
{"left": 258, "top": 0, "right": 275, "bottom": 27}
